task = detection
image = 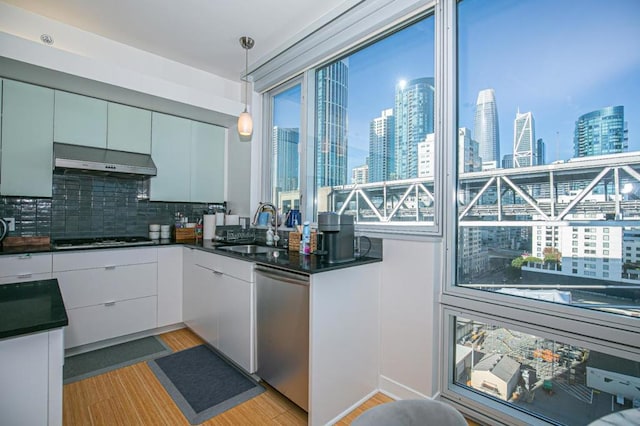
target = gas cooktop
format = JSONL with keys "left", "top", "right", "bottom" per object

{"left": 53, "top": 236, "right": 155, "bottom": 250}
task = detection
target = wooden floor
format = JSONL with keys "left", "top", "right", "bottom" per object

{"left": 63, "top": 328, "right": 477, "bottom": 425}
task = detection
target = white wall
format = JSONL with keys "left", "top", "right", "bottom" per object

{"left": 0, "top": 2, "right": 242, "bottom": 122}
{"left": 378, "top": 238, "right": 442, "bottom": 399}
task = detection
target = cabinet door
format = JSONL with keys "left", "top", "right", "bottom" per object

{"left": 190, "top": 121, "right": 225, "bottom": 202}
{"left": 150, "top": 112, "right": 191, "bottom": 201}
{"left": 54, "top": 91, "right": 107, "bottom": 147}
{"left": 0, "top": 332, "right": 49, "bottom": 426}
{"left": 1, "top": 80, "right": 54, "bottom": 197}
{"left": 107, "top": 103, "right": 152, "bottom": 154}
{"left": 157, "top": 246, "right": 183, "bottom": 327}
{"left": 218, "top": 274, "right": 254, "bottom": 372}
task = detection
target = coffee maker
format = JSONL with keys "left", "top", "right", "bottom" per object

{"left": 317, "top": 212, "right": 355, "bottom": 263}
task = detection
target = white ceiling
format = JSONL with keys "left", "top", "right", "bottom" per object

{"left": 2, "top": 0, "right": 352, "bottom": 81}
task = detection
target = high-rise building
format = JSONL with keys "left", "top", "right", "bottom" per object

{"left": 502, "top": 154, "right": 513, "bottom": 169}
{"left": 368, "top": 109, "right": 395, "bottom": 183}
{"left": 536, "top": 138, "right": 546, "bottom": 166}
{"left": 417, "top": 133, "right": 435, "bottom": 178}
{"left": 272, "top": 127, "right": 299, "bottom": 192}
{"left": 351, "top": 164, "right": 369, "bottom": 184}
{"left": 316, "top": 59, "right": 349, "bottom": 187}
{"left": 457, "top": 128, "right": 486, "bottom": 280}
{"left": 513, "top": 111, "right": 536, "bottom": 167}
{"left": 458, "top": 127, "right": 481, "bottom": 173}
{"left": 474, "top": 89, "right": 500, "bottom": 170}
{"left": 574, "top": 106, "right": 628, "bottom": 158}
{"left": 394, "top": 77, "right": 435, "bottom": 179}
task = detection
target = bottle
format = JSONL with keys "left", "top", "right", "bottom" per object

{"left": 266, "top": 225, "right": 274, "bottom": 246}
{"left": 300, "top": 221, "right": 311, "bottom": 254}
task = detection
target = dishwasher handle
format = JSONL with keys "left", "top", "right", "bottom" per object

{"left": 255, "top": 266, "right": 310, "bottom": 286}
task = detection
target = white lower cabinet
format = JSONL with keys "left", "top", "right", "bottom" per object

{"left": 0, "top": 328, "right": 64, "bottom": 426}
{"left": 52, "top": 247, "right": 158, "bottom": 349}
{"left": 182, "top": 247, "right": 255, "bottom": 372}
{"left": 157, "top": 246, "right": 183, "bottom": 327}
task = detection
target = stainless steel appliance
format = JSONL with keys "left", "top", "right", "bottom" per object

{"left": 53, "top": 236, "right": 155, "bottom": 250}
{"left": 317, "top": 212, "right": 355, "bottom": 263}
{"left": 255, "top": 265, "right": 309, "bottom": 411}
{"left": 53, "top": 143, "right": 157, "bottom": 177}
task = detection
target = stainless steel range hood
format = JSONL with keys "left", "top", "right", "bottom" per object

{"left": 53, "top": 143, "right": 157, "bottom": 177}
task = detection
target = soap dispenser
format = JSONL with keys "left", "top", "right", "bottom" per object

{"left": 266, "top": 225, "right": 274, "bottom": 246}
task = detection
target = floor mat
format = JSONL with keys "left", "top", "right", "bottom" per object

{"left": 64, "top": 335, "right": 172, "bottom": 384}
{"left": 148, "top": 344, "right": 265, "bottom": 425}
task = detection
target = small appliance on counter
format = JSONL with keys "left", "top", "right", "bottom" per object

{"left": 317, "top": 212, "right": 355, "bottom": 263}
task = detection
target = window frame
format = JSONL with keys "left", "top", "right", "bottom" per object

{"left": 440, "top": 0, "right": 640, "bottom": 422}
{"left": 261, "top": 6, "right": 443, "bottom": 236}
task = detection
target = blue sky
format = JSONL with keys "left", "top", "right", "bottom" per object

{"left": 274, "top": 0, "right": 640, "bottom": 175}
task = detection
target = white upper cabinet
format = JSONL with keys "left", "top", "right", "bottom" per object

{"left": 54, "top": 91, "right": 107, "bottom": 148}
{"left": 150, "top": 112, "right": 191, "bottom": 201}
{"left": 151, "top": 112, "right": 225, "bottom": 202}
{"left": 1, "top": 80, "right": 54, "bottom": 197}
{"left": 107, "top": 103, "right": 152, "bottom": 154}
{"left": 190, "top": 121, "right": 225, "bottom": 202}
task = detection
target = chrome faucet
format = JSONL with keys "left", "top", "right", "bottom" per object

{"left": 252, "top": 202, "right": 281, "bottom": 246}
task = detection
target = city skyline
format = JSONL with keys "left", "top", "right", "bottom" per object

{"left": 272, "top": 0, "right": 640, "bottom": 181}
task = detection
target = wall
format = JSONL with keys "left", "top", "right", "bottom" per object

{"left": 0, "top": 173, "right": 214, "bottom": 239}
{"left": 0, "top": 2, "right": 242, "bottom": 122}
{"left": 378, "top": 238, "right": 442, "bottom": 399}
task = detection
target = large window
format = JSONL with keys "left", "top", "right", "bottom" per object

{"left": 270, "top": 82, "right": 302, "bottom": 212}
{"left": 315, "top": 17, "right": 436, "bottom": 228}
{"left": 267, "top": 14, "right": 437, "bottom": 231}
{"left": 448, "top": 0, "right": 640, "bottom": 423}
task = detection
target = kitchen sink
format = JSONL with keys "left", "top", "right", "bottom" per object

{"left": 217, "top": 244, "right": 285, "bottom": 254}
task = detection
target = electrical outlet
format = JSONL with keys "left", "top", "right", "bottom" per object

{"left": 3, "top": 217, "right": 15, "bottom": 231}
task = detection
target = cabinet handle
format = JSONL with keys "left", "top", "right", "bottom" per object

{"left": 104, "top": 301, "right": 116, "bottom": 307}
{"left": 17, "top": 273, "right": 32, "bottom": 279}
{"left": 213, "top": 270, "right": 223, "bottom": 275}
{"left": 18, "top": 254, "right": 32, "bottom": 260}
{"left": 105, "top": 265, "right": 116, "bottom": 270}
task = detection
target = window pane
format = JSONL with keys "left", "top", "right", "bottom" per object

{"left": 272, "top": 84, "right": 302, "bottom": 213}
{"left": 456, "top": 0, "right": 640, "bottom": 318}
{"left": 453, "top": 316, "right": 640, "bottom": 424}
{"left": 315, "top": 16, "right": 436, "bottom": 225}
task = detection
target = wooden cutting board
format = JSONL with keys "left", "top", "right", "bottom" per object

{"left": 2, "top": 236, "right": 51, "bottom": 247}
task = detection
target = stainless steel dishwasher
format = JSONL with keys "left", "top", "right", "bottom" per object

{"left": 255, "top": 265, "right": 309, "bottom": 411}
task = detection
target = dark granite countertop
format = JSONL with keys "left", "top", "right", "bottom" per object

{"left": 0, "top": 238, "right": 381, "bottom": 274}
{"left": 0, "top": 279, "right": 69, "bottom": 340}
{"left": 186, "top": 241, "right": 382, "bottom": 274}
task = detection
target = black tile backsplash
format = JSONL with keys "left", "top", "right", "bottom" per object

{"left": 0, "top": 172, "right": 217, "bottom": 239}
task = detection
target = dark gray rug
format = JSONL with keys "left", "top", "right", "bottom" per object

{"left": 148, "top": 344, "right": 265, "bottom": 425}
{"left": 64, "top": 335, "right": 172, "bottom": 384}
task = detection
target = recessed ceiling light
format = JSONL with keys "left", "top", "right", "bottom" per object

{"left": 40, "top": 34, "right": 54, "bottom": 45}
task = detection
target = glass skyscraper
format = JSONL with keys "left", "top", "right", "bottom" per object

{"left": 368, "top": 108, "right": 395, "bottom": 183}
{"left": 272, "top": 126, "right": 299, "bottom": 192}
{"left": 513, "top": 110, "right": 535, "bottom": 167}
{"left": 316, "top": 59, "right": 349, "bottom": 187}
{"left": 394, "top": 77, "right": 435, "bottom": 179}
{"left": 473, "top": 88, "right": 500, "bottom": 170}
{"left": 573, "top": 105, "right": 628, "bottom": 157}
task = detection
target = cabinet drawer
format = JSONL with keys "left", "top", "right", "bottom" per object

{"left": 0, "top": 254, "right": 52, "bottom": 278}
{"left": 0, "top": 273, "right": 52, "bottom": 285}
{"left": 53, "top": 247, "right": 157, "bottom": 271}
{"left": 55, "top": 263, "right": 157, "bottom": 309}
{"left": 64, "top": 296, "right": 157, "bottom": 348}
{"left": 218, "top": 255, "right": 253, "bottom": 283}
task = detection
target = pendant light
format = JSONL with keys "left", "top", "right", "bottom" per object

{"left": 238, "top": 36, "right": 255, "bottom": 138}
